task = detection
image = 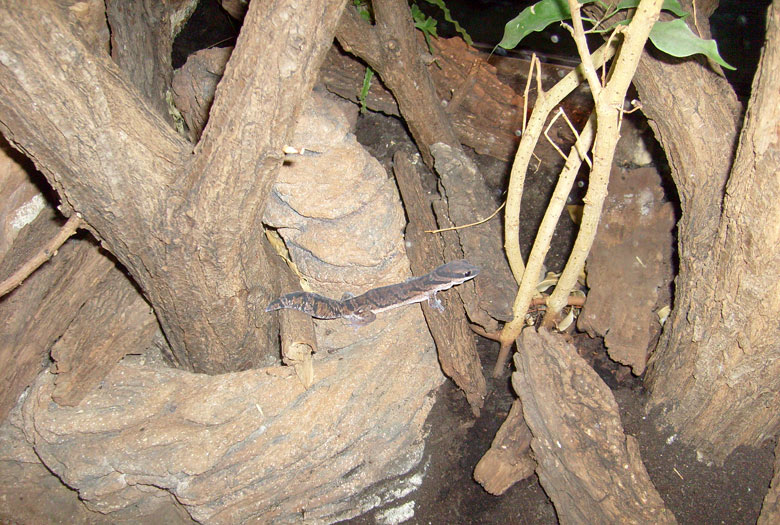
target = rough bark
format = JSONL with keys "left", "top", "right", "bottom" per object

{"left": 321, "top": 37, "right": 526, "bottom": 161}
{"left": 335, "top": 2, "right": 519, "bottom": 328}
{"left": 0, "top": 0, "right": 347, "bottom": 373}
{"left": 106, "top": 0, "right": 197, "bottom": 124}
{"left": 643, "top": 1, "right": 780, "bottom": 461}
{"left": 2, "top": 93, "right": 444, "bottom": 523}
{"left": 578, "top": 166, "right": 675, "bottom": 374}
{"left": 514, "top": 329, "right": 676, "bottom": 524}
{"left": 0, "top": 401, "right": 194, "bottom": 524}
{"left": 335, "top": 1, "right": 460, "bottom": 166}
{"left": 50, "top": 269, "right": 158, "bottom": 407}
{"left": 393, "top": 150, "right": 486, "bottom": 416}
{"left": 430, "top": 143, "right": 517, "bottom": 323}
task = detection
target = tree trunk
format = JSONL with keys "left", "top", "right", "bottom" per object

{"left": 641, "top": 0, "right": 780, "bottom": 462}
{"left": 0, "top": 0, "right": 347, "bottom": 373}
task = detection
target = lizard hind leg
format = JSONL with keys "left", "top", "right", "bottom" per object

{"left": 346, "top": 309, "right": 376, "bottom": 327}
{"left": 266, "top": 291, "right": 343, "bottom": 320}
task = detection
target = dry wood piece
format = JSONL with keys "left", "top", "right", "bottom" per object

{"left": 17, "top": 311, "right": 442, "bottom": 523}
{"left": 277, "top": 262, "right": 318, "bottom": 390}
{"left": 106, "top": 0, "right": 196, "bottom": 125}
{"left": 513, "top": 329, "right": 676, "bottom": 524}
{"left": 430, "top": 143, "right": 517, "bottom": 323}
{"left": 473, "top": 398, "right": 535, "bottom": 495}
{"left": 393, "top": 150, "right": 485, "bottom": 415}
{"left": 0, "top": 0, "right": 348, "bottom": 374}
{"left": 643, "top": 0, "right": 780, "bottom": 463}
{"left": 335, "top": 0, "right": 460, "bottom": 166}
{"left": 171, "top": 47, "right": 232, "bottom": 141}
{"left": 51, "top": 267, "right": 158, "bottom": 407}
{"left": 0, "top": 214, "right": 81, "bottom": 298}
{"left": 577, "top": 166, "right": 675, "bottom": 374}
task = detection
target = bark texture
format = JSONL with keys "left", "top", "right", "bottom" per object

{"left": 393, "top": 150, "right": 486, "bottom": 415}
{"left": 578, "top": 166, "right": 675, "bottom": 374}
{"left": 643, "top": 1, "right": 780, "bottom": 461}
{"left": 50, "top": 269, "right": 158, "bottom": 407}
{"left": 321, "top": 37, "right": 526, "bottom": 161}
{"left": 336, "top": 2, "right": 517, "bottom": 327}
{"left": 335, "top": 0, "right": 459, "bottom": 166}
{"left": 106, "top": 0, "right": 196, "bottom": 124}
{"left": 2, "top": 92, "right": 445, "bottom": 523}
{"left": 473, "top": 398, "right": 535, "bottom": 495}
{"left": 0, "top": 0, "right": 347, "bottom": 373}
{"left": 0, "top": 211, "right": 114, "bottom": 420}
{"left": 514, "top": 329, "right": 676, "bottom": 524}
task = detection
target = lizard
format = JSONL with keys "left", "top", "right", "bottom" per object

{"left": 265, "top": 259, "right": 479, "bottom": 326}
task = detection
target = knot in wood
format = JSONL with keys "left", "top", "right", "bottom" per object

{"left": 384, "top": 38, "right": 400, "bottom": 54}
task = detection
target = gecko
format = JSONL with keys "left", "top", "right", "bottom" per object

{"left": 265, "top": 259, "right": 479, "bottom": 325}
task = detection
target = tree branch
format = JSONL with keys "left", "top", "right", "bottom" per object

{"left": 0, "top": 214, "right": 81, "bottom": 298}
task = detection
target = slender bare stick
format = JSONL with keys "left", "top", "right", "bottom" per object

{"left": 495, "top": 41, "right": 619, "bottom": 375}
{"left": 504, "top": 41, "right": 619, "bottom": 287}
{"left": 0, "top": 214, "right": 82, "bottom": 298}
{"left": 494, "top": 113, "right": 596, "bottom": 376}
{"left": 542, "top": 0, "right": 663, "bottom": 326}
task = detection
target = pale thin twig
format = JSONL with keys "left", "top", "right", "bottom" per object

{"left": 425, "top": 201, "right": 505, "bottom": 234}
{"left": 0, "top": 214, "right": 82, "bottom": 298}
{"left": 544, "top": 106, "right": 593, "bottom": 168}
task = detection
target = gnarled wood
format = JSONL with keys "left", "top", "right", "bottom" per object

{"left": 51, "top": 268, "right": 158, "bottom": 407}
{"left": 0, "top": 211, "right": 115, "bottom": 420}
{"left": 514, "top": 329, "right": 676, "bottom": 524}
{"left": 473, "top": 398, "right": 534, "bottom": 495}
{"left": 0, "top": 0, "right": 347, "bottom": 373}
{"left": 393, "top": 150, "right": 486, "bottom": 415}
{"left": 641, "top": 0, "right": 780, "bottom": 462}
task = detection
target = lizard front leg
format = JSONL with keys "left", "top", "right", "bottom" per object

{"left": 427, "top": 291, "right": 445, "bottom": 312}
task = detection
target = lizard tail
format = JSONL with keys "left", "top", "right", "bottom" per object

{"left": 265, "top": 291, "right": 344, "bottom": 320}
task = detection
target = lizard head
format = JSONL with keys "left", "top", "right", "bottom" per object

{"left": 436, "top": 259, "right": 480, "bottom": 284}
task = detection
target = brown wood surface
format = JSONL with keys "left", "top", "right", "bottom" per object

{"left": 0, "top": 0, "right": 348, "bottom": 373}
{"left": 473, "top": 398, "right": 534, "bottom": 495}
{"left": 633, "top": 0, "right": 780, "bottom": 462}
{"left": 0, "top": 209, "right": 114, "bottom": 420}
{"left": 393, "top": 151, "right": 486, "bottom": 415}
{"left": 514, "top": 329, "right": 676, "bottom": 524}
{"left": 51, "top": 267, "right": 158, "bottom": 407}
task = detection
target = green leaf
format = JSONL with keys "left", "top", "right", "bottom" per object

{"left": 498, "top": 0, "right": 570, "bottom": 50}
{"left": 615, "top": 0, "right": 688, "bottom": 18}
{"left": 353, "top": 0, "right": 372, "bottom": 22}
{"left": 422, "top": 0, "right": 473, "bottom": 46}
{"left": 497, "top": 0, "right": 689, "bottom": 50}
{"left": 411, "top": 4, "right": 438, "bottom": 37}
{"left": 359, "top": 67, "right": 374, "bottom": 114}
{"left": 649, "top": 18, "right": 735, "bottom": 70}
{"left": 498, "top": 0, "right": 604, "bottom": 50}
